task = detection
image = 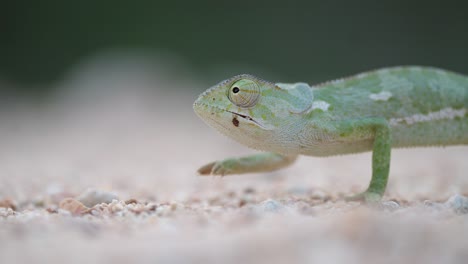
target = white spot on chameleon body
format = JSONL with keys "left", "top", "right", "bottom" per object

{"left": 310, "top": 100, "right": 330, "bottom": 112}
{"left": 389, "top": 107, "right": 466, "bottom": 126}
{"left": 369, "top": 91, "right": 393, "bottom": 101}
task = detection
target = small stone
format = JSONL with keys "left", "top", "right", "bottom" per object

{"left": 239, "top": 199, "right": 247, "bottom": 207}
{"left": 243, "top": 187, "right": 256, "bottom": 194}
{"left": 76, "top": 189, "right": 119, "bottom": 207}
{"left": 170, "top": 203, "right": 178, "bottom": 211}
{"left": 32, "top": 197, "right": 46, "bottom": 207}
{"left": 128, "top": 203, "right": 148, "bottom": 214}
{"left": 90, "top": 209, "right": 101, "bottom": 216}
{"left": 59, "top": 198, "right": 90, "bottom": 215}
{"left": 239, "top": 193, "right": 255, "bottom": 208}
{"left": 109, "top": 201, "right": 125, "bottom": 212}
{"left": 379, "top": 200, "right": 400, "bottom": 211}
{"left": 310, "top": 189, "right": 329, "bottom": 200}
{"left": 156, "top": 205, "right": 169, "bottom": 216}
{"left": 125, "top": 199, "right": 138, "bottom": 205}
{"left": 0, "top": 198, "right": 17, "bottom": 211}
{"left": 46, "top": 206, "right": 58, "bottom": 214}
{"left": 146, "top": 203, "right": 157, "bottom": 211}
{"left": 0, "top": 207, "right": 15, "bottom": 217}
{"left": 257, "top": 199, "right": 285, "bottom": 213}
{"left": 445, "top": 194, "right": 468, "bottom": 214}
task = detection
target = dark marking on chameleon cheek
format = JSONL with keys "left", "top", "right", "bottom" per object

{"left": 232, "top": 117, "right": 239, "bottom": 127}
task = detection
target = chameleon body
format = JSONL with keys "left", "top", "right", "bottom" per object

{"left": 193, "top": 66, "right": 468, "bottom": 202}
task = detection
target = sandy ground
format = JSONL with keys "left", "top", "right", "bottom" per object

{"left": 1, "top": 59, "right": 468, "bottom": 264}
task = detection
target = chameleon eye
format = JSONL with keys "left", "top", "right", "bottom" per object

{"left": 228, "top": 79, "right": 260, "bottom": 108}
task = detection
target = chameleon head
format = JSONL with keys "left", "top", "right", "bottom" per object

{"left": 193, "top": 74, "right": 314, "bottom": 150}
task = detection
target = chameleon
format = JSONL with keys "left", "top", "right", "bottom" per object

{"left": 193, "top": 66, "right": 468, "bottom": 202}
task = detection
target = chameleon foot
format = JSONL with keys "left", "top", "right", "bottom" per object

{"left": 197, "top": 159, "right": 236, "bottom": 176}
{"left": 197, "top": 153, "right": 297, "bottom": 176}
{"left": 197, "top": 161, "right": 217, "bottom": 175}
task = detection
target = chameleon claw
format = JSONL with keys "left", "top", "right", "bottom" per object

{"left": 211, "top": 161, "right": 232, "bottom": 176}
{"left": 197, "top": 162, "right": 216, "bottom": 175}
{"left": 197, "top": 161, "right": 229, "bottom": 176}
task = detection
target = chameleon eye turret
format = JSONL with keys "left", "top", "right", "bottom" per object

{"left": 227, "top": 79, "right": 260, "bottom": 108}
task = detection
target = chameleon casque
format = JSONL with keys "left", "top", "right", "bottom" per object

{"left": 193, "top": 66, "right": 468, "bottom": 202}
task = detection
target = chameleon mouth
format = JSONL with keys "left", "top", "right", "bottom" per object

{"left": 226, "top": 110, "right": 266, "bottom": 128}
{"left": 193, "top": 101, "right": 269, "bottom": 129}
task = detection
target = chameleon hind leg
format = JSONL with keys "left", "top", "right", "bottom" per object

{"left": 344, "top": 118, "right": 391, "bottom": 203}
{"left": 197, "top": 153, "right": 298, "bottom": 176}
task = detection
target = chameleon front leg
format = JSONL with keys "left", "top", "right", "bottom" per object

{"left": 197, "top": 153, "right": 298, "bottom": 176}
{"left": 342, "top": 118, "right": 391, "bottom": 202}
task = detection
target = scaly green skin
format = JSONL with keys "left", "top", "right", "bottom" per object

{"left": 193, "top": 66, "right": 468, "bottom": 202}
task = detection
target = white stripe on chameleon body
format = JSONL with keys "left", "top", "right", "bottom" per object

{"left": 389, "top": 107, "right": 466, "bottom": 126}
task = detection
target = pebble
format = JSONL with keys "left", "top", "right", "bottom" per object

{"left": 76, "top": 189, "right": 119, "bottom": 207}
{"left": 59, "top": 198, "right": 90, "bottom": 215}
{"left": 238, "top": 193, "right": 256, "bottom": 207}
{"left": 310, "top": 189, "right": 330, "bottom": 200}
{"left": 106, "top": 200, "right": 125, "bottom": 213}
{"left": 170, "top": 202, "right": 179, "bottom": 211}
{"left": 445, "top": 194, "right": 468, "bottom": 214}
{"left": 90, "top": 209, "right": 101, "bottom": 216}
{"left": 156, "top": 205, "right": 170, "bottom": 216}
{"left": 379, "top": 201, "right": 400, "bottom": 211}
{"left": 0, "top": 207, "right": 15, "bottom": 217}
{"left": 243, "top": 187, "right": 256, "bottom": 194}
{"left": 0, "top": 198, "right": 17, "bottom": 211}
{"left": 257, "top": 199, "right": 285, "bottom": 213}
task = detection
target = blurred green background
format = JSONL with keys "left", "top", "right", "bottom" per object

{"left": 2, "top": 0, "right": 467, "bottom": 93}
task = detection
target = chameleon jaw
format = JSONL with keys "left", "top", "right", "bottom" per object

{"left": 226, "top": 110, "right": 267, "bottom": 129}
{"left": 193, "top": 100, "right": 271, "bottom": 130}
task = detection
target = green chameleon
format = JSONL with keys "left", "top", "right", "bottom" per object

{"left": 193, "top": 66, "right": 468, "bottom": 202}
